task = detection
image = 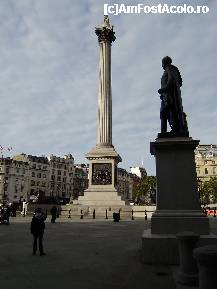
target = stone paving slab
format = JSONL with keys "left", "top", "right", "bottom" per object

{"left": 0, "top": 218, "right": 176, "bottom": 289}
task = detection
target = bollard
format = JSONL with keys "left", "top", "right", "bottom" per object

{"left": 80, "top": 209, "right": 83, "bottom": 219}
{"left": 105, "top": 209, "right": 108, "bottom": 219}
{"left": 113, "top": 212, "right": 120, "bottom": 222}
{"left": 23, "top": 208, "right": 26, "bottom": 217}
{"left": 119, "top": 209, "right": 121, "bottom": 220}
{"left": 176, "top": 231, "right": 200, "bottom": 286}
{"left": 93, "top": 209, "right": 95, "bottom": 219}
{"left": 194, "top": 245, "right": 217, "bottom": 289}
{"left": 145, "top": 210, "right": 147, "bottom": 220}
{"left": 68, "top": 209, "right": 71, "bottom": 219}
{"left": 131, "top": 209, "right": 134, "bottom": 220}
{"left": 213, "top": 208, "right": 216, "bottom": 217}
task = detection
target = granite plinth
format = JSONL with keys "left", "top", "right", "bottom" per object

{"left": 141, "top": 137, "right": 212, "bottom": 265}
{"left": 142, "top": 229, "right": 217, "bottom": 265}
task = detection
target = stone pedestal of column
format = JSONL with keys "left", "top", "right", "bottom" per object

{"left": 194, "top": 245, "right": 217, "bottom": 289}
{"left": 176, "top": 231, "right": 199, "bottom": 286}
{"left": 141, "top": 137, "right": 216, "bottom": 264}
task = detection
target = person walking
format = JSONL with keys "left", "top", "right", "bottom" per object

{"left": 30, "top": 208, "right": 46, "bottom": 256}
{"left": 50, "top": 206, "right": 57, "bottom": 223}
{"left": 5, "top": 205, "right": 11, "bottom": 225}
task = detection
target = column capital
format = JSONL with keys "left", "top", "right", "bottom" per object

{"left": 95, "top": 16, "right": 116, "bottom": 43}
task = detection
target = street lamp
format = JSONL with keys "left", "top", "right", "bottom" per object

{"left": 3, "top": 178, "right": 6, "bottom": 208}
{"left": 197, "top": 178, "right": 202, "bottom": 207}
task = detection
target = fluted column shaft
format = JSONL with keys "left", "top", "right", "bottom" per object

{"left": 95, "top": 17, "right": 115, "bottom": 147}
{"left": 97, "top": 41, "right": 112, "bottom": 145}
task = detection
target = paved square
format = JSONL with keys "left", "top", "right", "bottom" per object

{"left": 3, "top": 217, "right": 217, "bottom": 289}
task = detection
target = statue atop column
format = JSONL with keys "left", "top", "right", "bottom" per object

{"left": 95, "top": 15, "right": 116, "bottom": 43}
{"left": 158, "top": 56, "right": 189, "bottom": 137}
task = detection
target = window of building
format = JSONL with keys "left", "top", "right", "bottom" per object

{"left": 43, "top": 174, "right": 46, "bottom": 178}
{"left": 57, "top": 176, "right": 61, "bottom": 181}
{"left": 205, "top": 168, "right": 208, "bottom": 174}
{"left": 51, "top": 175, "right": 55, "bottom": 180}
{"left": 58, "top": 170, "right": 61, "bottom": 175}
{"left": 31, "top": 180, "right": 35, "bottom": 186}
{"left": 37, "top": 173, "right": 41, "bottom": 178}
{"left": 213, "top": 167, "right": 216, "bottom": 174}
{"left": 32, "top": 164, "right": 36, "bottom": 169}
{"left": 38, "top": 165, "right": 41, "bottom": 170}
{"left": 32, "top": 172, "right": 35, "bottom": 177}
{"left": 16, "top": 168, "right": 20, "bottom": 173}
{"left": 42, "top": 182, "right": 46, "bottom": 187}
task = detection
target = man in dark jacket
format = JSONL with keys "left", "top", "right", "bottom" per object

{"left": 50, "top": 206, "right": 57, "bottom": 223}
{"left": 31, "top": 208, "right": 46, "bottom": 256}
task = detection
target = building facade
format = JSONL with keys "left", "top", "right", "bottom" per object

{"left": 195, "top": 145, "right": 217, "bottom": 182}
{"left": 73, "top": 164, "right": 89, "bottom": 200}
{"left": 0, "top": 153, "right": 149, "bottom": 205}
{"left": 0, "top": 153, "right": 75, "bottom": 204}
{"left": 13, "top": 154, "right": 49, "bottom": 202}
{"left": 0, "top": 158, "right": 29, "bottom": 204}
{"left": 117, "top": 168, "right": 130, "bottom": 201}
{"left": 48, "top": 154, "right": 74, "bottom": 203}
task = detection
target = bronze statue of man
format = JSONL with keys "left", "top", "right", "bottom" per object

{"left": 158, "top": 56, "right": 189, "bottom": 137}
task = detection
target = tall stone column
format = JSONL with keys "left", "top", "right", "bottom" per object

{"left": 96, "top": 18, "right": 114, "bottom": 147}
{"left": 77, "top": 16, "right": 125, "bottom": 208}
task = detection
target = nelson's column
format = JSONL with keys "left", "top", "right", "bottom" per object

{"left": 78, "top": 16, "right": 125, "bottom": 207}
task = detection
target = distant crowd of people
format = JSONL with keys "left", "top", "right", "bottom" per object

{"left": 0, "top": 203, "right": 17, "bottom": 224}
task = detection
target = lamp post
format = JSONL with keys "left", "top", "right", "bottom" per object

{"left": 3, "top": 178, "right": 6, "bottom": 208}
{"left": 197, "top": 178, "right": 202, "bottom": 207}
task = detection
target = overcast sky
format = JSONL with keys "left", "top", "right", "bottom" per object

{"left": 0, "top": 0, "right": 216, "bottom": 175}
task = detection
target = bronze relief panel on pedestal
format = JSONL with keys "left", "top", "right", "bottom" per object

{"left": 92, "top": 163, "right": 112, "bottom": 185}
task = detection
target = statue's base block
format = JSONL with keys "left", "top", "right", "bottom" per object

{"left": 141, "top": 229, "right": 217, "bottom": 265}
{"left": 76, "top": 190, "right": 125, "bottom": 206}
{"left": 142, "top": 137, "right": 214, "bottom": 264}
{"left": 151, "top": 210, "right": 209, "bottom": 235}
